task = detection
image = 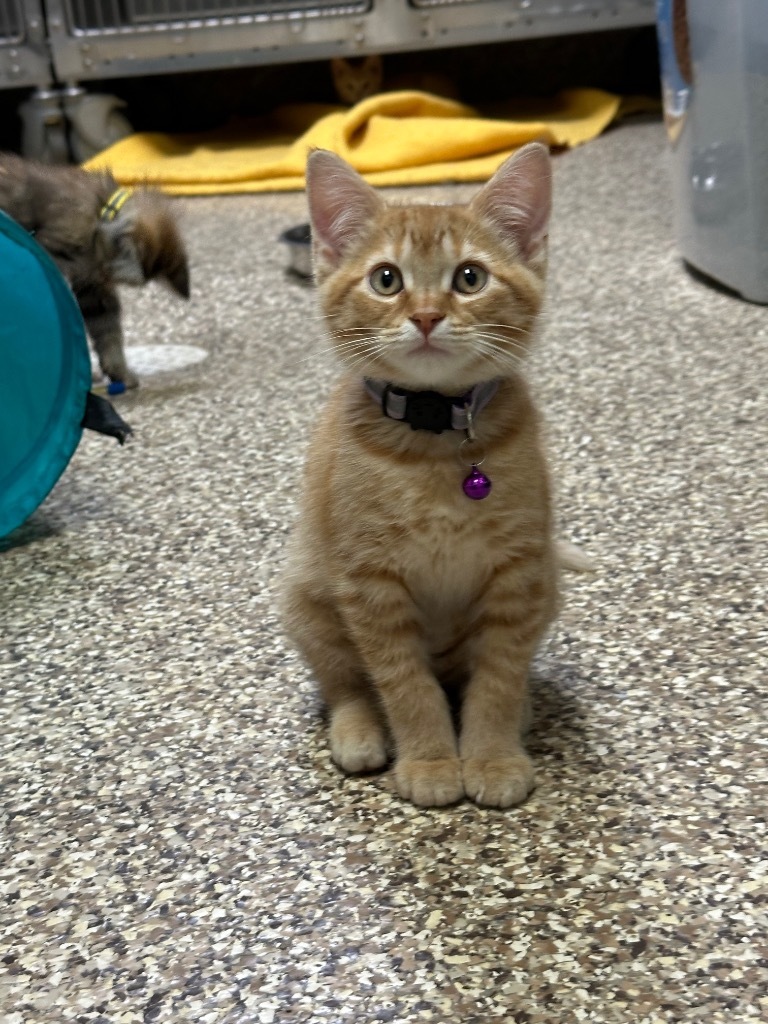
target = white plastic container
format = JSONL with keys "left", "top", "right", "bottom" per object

{"left": 657, "top": 0, "right": 768, "bottom": 302}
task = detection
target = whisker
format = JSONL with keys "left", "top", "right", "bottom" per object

{"left": 471, "top": 323, "right": 531, "bottom": 336}
{"left": 339, "top": 349, "right": 389, "bottom": 374}
{"left": 472, "top": 333, "right": 531, "bottom": 358}
{"left": 292, "top": 338, "right": 384, "bottom": 366}
{"left": 471, "top": 336, "right": 529, "bottom": 372}
{"left": 334, "top": 329, "right": 384, "bottom": 336}
{"left": 331, "top": 339, "right": 383, "bottom": 353}
{"left": 473, "top": 321, "right": 529, "bottom": 329}
{"left": 473, "top": 327, "right": 530, "bottom": 346}
{"left": 472, "top": 336, "right": 527, "bottom": 358}
{"left": 472, "top": 335, "right": 524, "bottom": 355}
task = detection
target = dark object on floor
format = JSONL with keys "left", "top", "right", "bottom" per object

{"left": 280, "top": 223, "right": 313, "bottom": 279}
{"left": 81, "top": 392, "right": 133, "bottom": 445}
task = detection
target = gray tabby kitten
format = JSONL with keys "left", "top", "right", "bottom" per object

{"left": 0, "top": 153, "right": 190, "bottom": 387}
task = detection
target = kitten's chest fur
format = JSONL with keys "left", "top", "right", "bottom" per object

{"left": 378, "top": 461, "right": 488, "bottom": 585}
{"left": 297, "top": 372, "right": 554, "bottom": 657}
{"left": 392, "top": 497, "right": 505, "bottom": 655}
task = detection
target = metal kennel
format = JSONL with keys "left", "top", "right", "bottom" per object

{"left": 44, "top": 0, "right": 655, "bottom": 82}
{"left": 3, "top": 1, "right": 655, "bottom": 159}
{"left": 0, "top": 0, "right": 51, "bottom": 88}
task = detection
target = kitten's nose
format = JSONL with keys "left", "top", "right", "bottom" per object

{"left": 410, "top": 311, "right": 445, "bottom": 339}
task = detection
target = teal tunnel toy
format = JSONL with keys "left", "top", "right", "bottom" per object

{"left": 0, "top": 210, "right": 131, "bottom": 539}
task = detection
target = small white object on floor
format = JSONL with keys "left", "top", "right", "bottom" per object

{"left": 91, "top": 344, "right": 209, "bottom": 384}
{"left": 123, "top": 344, "right": 209, "bottom": 376}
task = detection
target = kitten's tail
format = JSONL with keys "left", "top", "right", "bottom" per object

{"left": 556, "top": 539, "right": 596, "bottom": 573}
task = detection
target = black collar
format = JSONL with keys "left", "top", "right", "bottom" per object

{"left": 364, "top": 379, "right": 499, "bottom": 434}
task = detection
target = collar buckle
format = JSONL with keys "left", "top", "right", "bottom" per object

{"left": 387, "top": 386, "right": 456, "bottom": 433}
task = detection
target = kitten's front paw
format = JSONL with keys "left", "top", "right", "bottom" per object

{"left": 102, "top": 365, "right": 139, "bottom": 389}
{"left": 330, "top": 708, "right": 388, "bottom": 774}
{"left": 395, "top": 758, "right": 463, "bottom": 807}
{"left": 462, "top": 755, "right": 535, "bottom": 809}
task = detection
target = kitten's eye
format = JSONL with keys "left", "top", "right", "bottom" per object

{"left": 369, "top": 264, "right": 403, "bottom": 296}
{"left": 453, "top": 263, "right": 488, "bottom": 294}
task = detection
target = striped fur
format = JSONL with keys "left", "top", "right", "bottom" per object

{"left": 282, "top": 145, "right": 557, "bottom": 808}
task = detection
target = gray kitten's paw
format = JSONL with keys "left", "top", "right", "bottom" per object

{"left": 100, "top": 362, "right": 138, "bottom": 389}
{"left": 395, "top": 758, "right": 463, "bottom": 807}
{"left": 462, "top": 755, "right": 535, "bottom": 808}
{"left": 117, "top": 368, "right": 139, "bottom": 389}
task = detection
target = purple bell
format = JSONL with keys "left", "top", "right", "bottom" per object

{"left": 462, "top": 465, "right": 492, "bottom": 500}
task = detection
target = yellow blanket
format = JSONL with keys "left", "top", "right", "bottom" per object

{"left": 84, "top": 88, "right": 631, "bottom": 194}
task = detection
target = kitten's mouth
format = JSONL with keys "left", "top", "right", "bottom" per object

{"left": 408, "top": 340, "right": 450, "bottom": 357}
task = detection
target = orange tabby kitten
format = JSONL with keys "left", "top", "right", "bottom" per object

{"left": 282, "top": 144, "right": 557, "bottom": 808}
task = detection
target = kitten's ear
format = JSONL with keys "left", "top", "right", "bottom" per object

{"left": 306, "top": 149, "right": 383, "bottom": 266}
{"left": 470, "top": 143, "right": 552, "bottom": 261}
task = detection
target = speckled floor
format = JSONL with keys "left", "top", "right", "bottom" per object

{"left": 2, "top": 119, "right": 766, "bottom": 1023}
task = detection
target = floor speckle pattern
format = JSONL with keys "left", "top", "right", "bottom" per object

{"left": 1, "top": 121, "right": 766, "bottom": 1023}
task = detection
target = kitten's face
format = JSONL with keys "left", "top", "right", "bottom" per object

{"left": 307, "top": 146, "right": 551, "bottom": 392}
{"left": 330, "top": 55, "right": 383, "bottom": 106}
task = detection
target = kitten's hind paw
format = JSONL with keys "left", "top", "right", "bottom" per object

{"left": 462, "top": 755, "right": 535, "bottom": 809}
{"left": 395, "top": 758, "right": 463, "bottom": 807}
